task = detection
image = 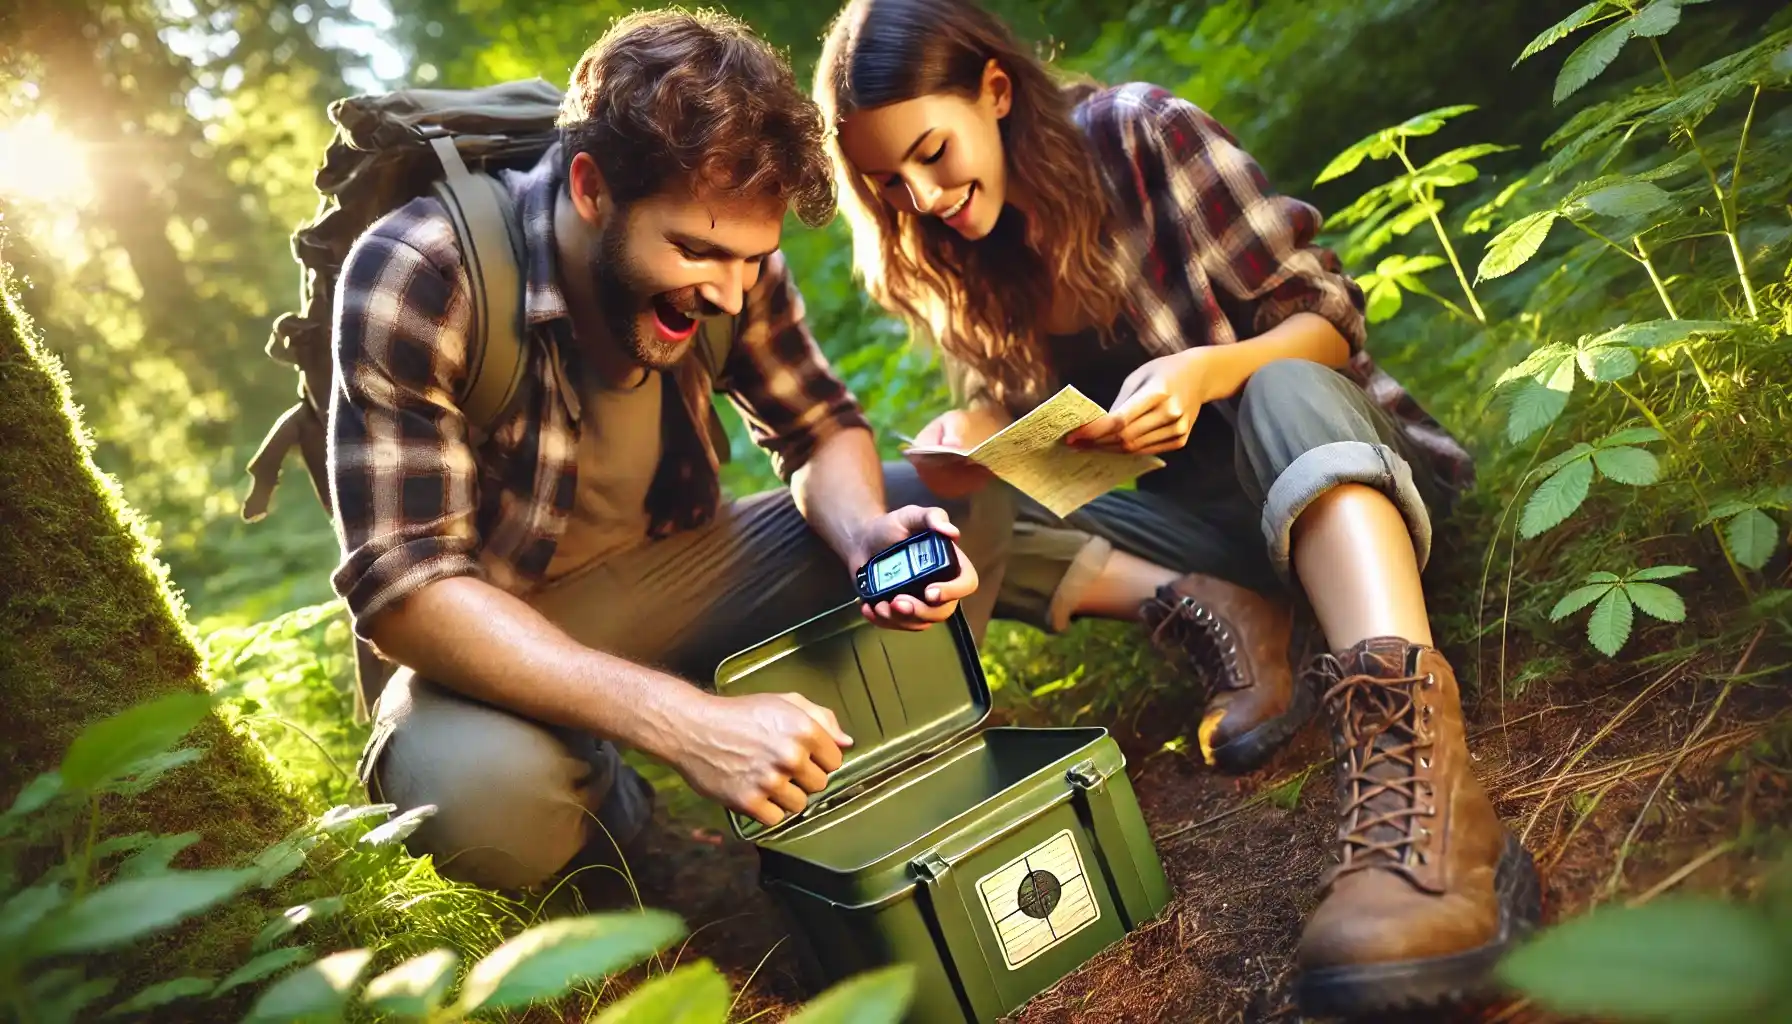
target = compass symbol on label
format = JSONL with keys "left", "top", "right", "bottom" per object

{"left": 1016, "top": 869, "right": 1062, "bottom": 919}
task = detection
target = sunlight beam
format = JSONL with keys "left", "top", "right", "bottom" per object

{"left": 0, "top": 113, "right": 93, "bottom": 210}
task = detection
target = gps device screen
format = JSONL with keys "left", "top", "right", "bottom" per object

{"left": 856, "top": 530, "right": 959, "bottom": 604}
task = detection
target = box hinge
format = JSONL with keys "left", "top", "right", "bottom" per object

{"left": 1066, "top": 758, "right": 1103, "bottom": 790}
{"left": 911, "top": 850, "right": 951, "bottom": 882}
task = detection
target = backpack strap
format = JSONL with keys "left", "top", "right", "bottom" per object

{"left": 426, "top": 134, "right": 529, "bottom": 437}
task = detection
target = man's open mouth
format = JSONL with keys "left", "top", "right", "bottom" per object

{"left": 652, "top": 297, "right": 700, "bottom": 342}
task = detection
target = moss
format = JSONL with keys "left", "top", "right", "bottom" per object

{"left": 0, "top": 264, "right": 307, "bottom": 1016}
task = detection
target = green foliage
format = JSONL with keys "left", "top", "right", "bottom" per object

{"left": 1548, "top": 566, "right": 1694, "bottom": 656}
{"left": 2, "top": 688, "right": 919, "bottom": 1023}
{"left": 1499, "top": 885, "right": 1792, "bottom": 1023}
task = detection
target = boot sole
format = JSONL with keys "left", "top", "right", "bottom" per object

{"left": 1293, "top": 832, "right": 1544, "bottom": 1019}
{"left": 1207, "top": 665, "right": 1318, "bottom": 774}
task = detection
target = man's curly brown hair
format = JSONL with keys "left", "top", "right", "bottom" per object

{"left": 557, "top": 8, "right": 835, "bottom": 227}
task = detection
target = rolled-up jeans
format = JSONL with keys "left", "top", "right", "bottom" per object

{"left": 357, "top": 359, "right": 1448, "bottom": 890}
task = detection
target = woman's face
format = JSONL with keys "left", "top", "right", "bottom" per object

{"left": 836, "top": 61, "right": 1012, "bottom": 241}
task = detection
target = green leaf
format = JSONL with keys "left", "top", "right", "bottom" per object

{"left": 1588, "top": 319, "right": 1732, "bottom": 349}
{"left": 591, "top": 960, "right": 730, "bottom": 1024}
{"left": 1625, "top": 582, "right": 1686, "bottom": 623}
{"left": 1463, "top": 178, "right": 1529, "bottom": 234}
{"left": 457, "top": 911, "right": 685, "bottom": 1012}
{"left": 1630, "top": 565, "right": 1695, "bottom": 581}
{"left": 251, "top": 834, "right": 318, "bottom": 888}
{"left": 1588, "top": 587, "right": 1635, "bottom": 657}
{"left": 115, "top": 832, "right": 200, "bottom": 880}
{"left": 1598, "top": 426, "right": 1663, "bottom": 447}
{"left": 28, "top": 869, "right": 258, "bottom": 957}
{"left": 1586, "top": 571, "right": 1623, "bottom": 584}
{"left": 1699, "top": 500, "right": 1758, "bottom": 525}
{"left": 363, "top": 949, "right": 460, "bottom": 1019}
{"left": 1393, "top": 104, "right": 1478, "bottom": 138}
{"left": 216, "top": 946, "right": 317, "bottom": 995}
{"left": 1630, "top": 0, "right": 1683, "bottom": 38}
{"left": 2, "top": 772, "right": 64, "bottom": 828}
{"left": 1775, "top": 41, "right": 1792, "bottom": 77}
{"left": 1726, "top": 508, "right": 1781, "bottom": 571}
{"left": 1478, "top": 210, "right": 1559, "bottom": 281}
{"left": 105, "top": 976, "right": 215, "bottom": 1017}
{"left": 1314, "top": 137, "right": 1379, "bottom": 184}
{"left": 1551, "top": 583, "right": 1615, "bottom": 621}
{"left": 59, "top": 692, "right": 213, "bottom": 792}
{"left": 1496, "top": 342, "right": 1575, "bottom": 388}
{"left": 1497, "top": 897, "right": 1782, "bottom": 1019}
{"left": 1592, "top": 446, "right": 1660, "bottom": 486}
{"left": 1515, "top": 2, "right": 1609, "bottom": 65}
{"left": 29, "top": 970, "right": 115, "bottom": 1024}
{"left": 1521, "top": 458, "right": 1594, "bottom": 538}
{"left": 1574, "top": 180, "right": 1673, "bottom": 218}
{"left": 1577, "top": 344, "right": 1639, "bottom": 382}
{"left": 0, "top": 882, "right": 67, "bottom": 950}
{"left": 1556, "top": 20, "right": 1635, "bottom": 104}
{"left": 241, "top": 949, "right": 372, "bottom": 1024}
{"left": 1535, "top": 443, "right": 1596, "bottom": 481}
{"left": 1382, "top": 254, "right": 1447, "bottom": 277}
{"left": 1365, "top": 278, "right": 1403, "bottom": 323}
{"left": 108, "top": 747, "right": 205, "bottom": 796}
{"left": 315, "top": 803, "right": 396, "bottom": 834}
{"left": 357, "top": 804, "right": 436, "bottom": 849}
{"left": 253, "top": 898, "right": 347, "bottom": 952}
{"left": 1419, "top": 143, "right": 1518, "bottom": 171}
{"left": 785, "top": 964, "right": 918, "bottom": 1024}
{"left": 1506, "top": 380, "right": 1570, "bottom": 444}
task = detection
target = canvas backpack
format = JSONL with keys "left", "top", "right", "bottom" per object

{"left": 243, "top": 77, "right": 736, "bottom": 720}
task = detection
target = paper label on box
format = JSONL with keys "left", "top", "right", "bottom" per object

{"left": 974, "top": 829, "right": 1101, "bottom": 970}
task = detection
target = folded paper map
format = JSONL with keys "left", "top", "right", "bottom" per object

{"left": 903, "top": 386, "right": 1165, "bottom": 517}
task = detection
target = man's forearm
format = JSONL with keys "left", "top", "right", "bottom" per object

{"left": 1205, "top": 311, "right": 1352, "bottom": 400}
{"left": 790, "top": 425, "right": 885, "bottom": 568}
{"left": 366, "top": 575, "right": 699, "bottom": 765}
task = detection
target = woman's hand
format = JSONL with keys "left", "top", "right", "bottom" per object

{"left": 902, "top": 406, "right": 1009, "bottom": 498}
{"left": 1066, "top": 348, "right": 1213, "bottom": 455}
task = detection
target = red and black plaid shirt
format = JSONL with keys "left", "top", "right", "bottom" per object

{"left": 326, "top": 140, "right": 869, "bottom": 639}
{"left": 992, "top": 83, "right": 1474, "bottom": 489}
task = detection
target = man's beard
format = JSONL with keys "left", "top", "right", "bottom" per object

{"left": 591, "top": 221, "right": 697, "bottom": 373}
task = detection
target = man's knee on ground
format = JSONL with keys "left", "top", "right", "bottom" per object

{"left": 373, "top": 690, "right": 595, "bottom": 891}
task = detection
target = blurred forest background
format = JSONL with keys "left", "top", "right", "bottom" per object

{"left": 4, "top": 0, "right": 1792, "bottom": 1020}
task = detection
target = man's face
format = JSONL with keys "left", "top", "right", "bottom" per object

{"left": 567, "top": 153, "right": 786, "bottom": 372}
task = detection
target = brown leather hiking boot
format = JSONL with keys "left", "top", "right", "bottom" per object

{"left": 1139, "top": 573, "right": 1318, "bottom": 773}
{"left": 1294, "top": 638, "right": 1542, "bottom": 1017}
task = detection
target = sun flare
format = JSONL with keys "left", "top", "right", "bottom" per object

{"left": 0, "top": 113, "right": 92, "bottom": 208}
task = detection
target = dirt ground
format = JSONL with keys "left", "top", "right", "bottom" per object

{"left": 587, "top": 628, "right": 1790, "bottom": 1024}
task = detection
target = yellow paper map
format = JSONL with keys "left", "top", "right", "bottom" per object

{"left": 903, "top": 386, "right": 1164, "bottom": 517}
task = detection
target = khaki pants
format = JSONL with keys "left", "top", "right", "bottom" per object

{"left": 360, "top": 360, "right": 1448, "bottom": 890}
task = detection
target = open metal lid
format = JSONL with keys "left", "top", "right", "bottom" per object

{"left": 711, "top": 600, "right": 992, "bottom": 842}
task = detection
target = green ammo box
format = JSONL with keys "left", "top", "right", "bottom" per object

{"left": 714, "top": 603, "right": 1173, "bottom": 1023}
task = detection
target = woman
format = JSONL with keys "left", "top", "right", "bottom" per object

{"left": 814, "top": 0, "right": 1539, "bottom": 1016}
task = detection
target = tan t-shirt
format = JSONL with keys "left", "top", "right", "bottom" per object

{"left": 542, "top": 371, "right": 664, "bottom": 581}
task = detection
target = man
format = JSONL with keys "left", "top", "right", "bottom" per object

{"left": 327, "top": 9, "right": 1013, "bottom": 891}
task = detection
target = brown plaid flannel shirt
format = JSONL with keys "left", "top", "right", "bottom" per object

{"left": 327, "top": 141, "right": 869, "bottom": 639}
{"left": 973, "top": 83, "right": 1473, "bottom": 490}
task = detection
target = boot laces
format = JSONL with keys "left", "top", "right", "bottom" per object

{"left": 1144, "top": 591, "right": 1244, "bottom": 695}
{"left": 1309, "top": 653, "right": 1436, "bottom": 884}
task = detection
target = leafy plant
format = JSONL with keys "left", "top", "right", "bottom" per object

{"left": 1549, "top": 565, "right": 1695, "bottom": 656}
{"left": 1498, "top": 853, "right": 1792, "bottom": 1022}
{"left": 0, "top": 692, "right": 920, "bottom": 1023}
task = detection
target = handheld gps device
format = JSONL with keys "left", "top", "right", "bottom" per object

{"left": 855, "top": 529, "right": 960, "bottom": 604}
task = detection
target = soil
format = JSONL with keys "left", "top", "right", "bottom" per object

{"left": 580, "top": 618, "right": 1790, "bottom": 1024}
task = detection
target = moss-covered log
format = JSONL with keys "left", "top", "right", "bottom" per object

{"left": 0, "top": 265, "right": 306, "bottom": 1003}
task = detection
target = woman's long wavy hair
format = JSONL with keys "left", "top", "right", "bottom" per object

{"left": 815, "top": 0, "right": 1126, "bottom": 411}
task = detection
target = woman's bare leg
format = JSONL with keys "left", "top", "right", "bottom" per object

{"left": 1289, "top": 483, "right": 1431, "bottom": 649}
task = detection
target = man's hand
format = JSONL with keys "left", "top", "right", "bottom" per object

{"left": 1066, "top": 348, "right": 1212, "bottom": 456}
{"left": 850, "top": 505, "right": 980, "bottom": 631}
{"left": 902, "top": 408, "right": 1003, "bottom": 498}
{"left": 674, "top": 690, "right": 855, "bottom": 829}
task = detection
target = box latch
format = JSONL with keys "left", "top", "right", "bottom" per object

{"left": 1066, "top": 758, "right": 1103, "bottom": 791}
{"left": 912, "top": 850, "right": 951, "bottom": 882}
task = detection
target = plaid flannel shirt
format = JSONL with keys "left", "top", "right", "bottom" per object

{"left": 327, "top": 140, "right": 870, "bottom": 640}
{"left": 1018, "top": 84, "right": 1474, "bottom": 490}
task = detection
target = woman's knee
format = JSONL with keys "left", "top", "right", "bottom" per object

{"left": 368, "top": 679, "right": 595, "bottom": 890}
{"left": 1239, "top": 358, "right": 1342, "bottom": 419}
